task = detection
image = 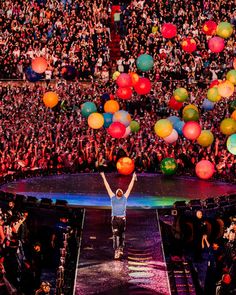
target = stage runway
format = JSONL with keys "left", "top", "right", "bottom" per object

{"left": 1, "top": 173, "right": 235, "bottom": 208}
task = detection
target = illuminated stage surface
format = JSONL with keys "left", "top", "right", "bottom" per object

{"left": 1, "top": 173, "right": 235, "bottom": 208}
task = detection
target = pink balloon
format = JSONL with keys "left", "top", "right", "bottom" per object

{"left": 134, "top": 77, "right": 152, "bottom": 95}
{"left": 195, "top": 160, "right": 215, "bottom": 180}
{"left": 116, "top": 73, "right": 132, "bottom": 88}
{"left": 208, "top": 37, "right": 225, "bottom": 53}
{"left": 164, "top": 129, "right": 178, "bottom": 144}
{"left": 107, "top": 122, "right": 126, "bottom": 138}
{"left": 183, "top": 121, "right": 201, "bottom": 140}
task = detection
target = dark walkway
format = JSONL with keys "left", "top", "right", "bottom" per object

{"left": 75, "top": 209, "right": 170, "bottom": 295}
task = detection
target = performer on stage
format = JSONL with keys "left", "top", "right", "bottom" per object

{"left": 100, "top": 172, "right": 137, "bottom": 259}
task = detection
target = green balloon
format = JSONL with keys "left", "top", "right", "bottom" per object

{"left": 81, "top": 102, "right": 97, "bottom": 118}
{"left": 160, "top": 158, "right": 178, "bottom": 176}
{"left": 136, "top": 54, "right": 154, "bottom": 72}
{"left": 183, "top": 109, "right": 199, "bottom": 122}
{"left": 227, "top": 134, "right": 236, "bottom": 155}
{"left": 173, "top": 88, "right": 189, "bottom": 102}
{"left": 130, "top": 120, "right": 140, "bottom": 132}
{"left": 229, "top": 100, "right": 236, "bottom": 113}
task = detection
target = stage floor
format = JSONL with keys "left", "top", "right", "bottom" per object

{"left": 1, "top": 173, "right": 235, "bottom": 208}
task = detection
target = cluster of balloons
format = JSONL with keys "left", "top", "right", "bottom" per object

{"left": 116, "top": 157, "right": 135, "bottom": 175}
{"left": 202, "top": 21, "right": 234, "bottom": 53}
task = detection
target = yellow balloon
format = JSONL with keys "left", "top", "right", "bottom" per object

{"left": 197, "top": 130, "right": 214, "bottom": 147}
{"left": 88, "top": 113, "right": 104, "bottom": 129}
{"left": 231, "top": 110, "right": 236, "bottom": 120}
{"left": 207, "top": 87, "right": 221, "bottom": 102}
{"left": 218, "top": 80, "right": 234, "bottom": 98}
{"left": 112, "top": 71, "right": 120, "bottom": 81}
{"left": 183, "top": 104, "right": 199, "bottom": 114}
{"left": 154, "top": 119, "right": 173, "bottom": 138}
{"left": 220, "top": 118, "right": 236, "bottom": 135}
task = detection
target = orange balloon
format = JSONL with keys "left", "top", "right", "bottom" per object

{"left": 43, "top": 92, "right": 59, "bottom": 108}
{"left": 32, "top": 57, "right": 48, "bottom": 73}
{"left": 129, "top": 72, "right": 140, "bottom": 86}
{"left": 116, "top": 157, "right": 135, "bottom": 175}
{"left": 231, "top": 110, "right": 236, "bottom": 120}
{"left": 104, "top": 100, "right": 119, "bottom": 114}
{"left": 88, "top": 113, "right": 104, "bottom": 129}
{"left": 218, "top": 80, "right": 234, "bottom": 98}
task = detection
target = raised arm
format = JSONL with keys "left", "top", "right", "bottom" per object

{"left": 124, "top": 172, "right": 137, "bottom": 199}
{"left": 100, "top": 172, "right": 114, "bottom": 198}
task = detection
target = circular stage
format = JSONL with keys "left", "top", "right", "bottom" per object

{"left": 1, "top": 173, "right": 235, "bottom": 208}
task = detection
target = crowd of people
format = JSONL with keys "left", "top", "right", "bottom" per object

{"left": 0, "top": 81, "right": 235, "bottom": 182}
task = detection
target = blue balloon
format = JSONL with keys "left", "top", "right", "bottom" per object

{"left": 202, "top": 99, "right": 214, "bottom": 111}
{"left": 101, "top": 93, "right": 110, "bottom": 101}
{"left": 25, "top": 67, "right": 43, "bottom": 82}
{"left": 167, "top": 116, "right": 180, "bottom": 126}
{"left": 103, "top": 113, "right": 113, "bottom": 128}
{"left": 174, "top": 120, "right": 185, "bottom": 135}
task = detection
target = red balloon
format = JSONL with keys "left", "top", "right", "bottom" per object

{"left": 168, "top": 96, "right": 183, "bottom": 110}
{"left": 208, "top": 37, "right": 225, "bottom": 53}
{"left": 107, "top": 122, "right": 126, "bottom": 138}
{"left": 161, "top": 23, "right": 177, "bottom": 39}
{"left": 202, "top": 20, "right": 217, "bottom": 36}
{"left": 110, "top": 94, "right": 115, "bottom": 100}
{"left": 183, "top": 121, "right": 201, "bottom": 140}
{"left": 195, "top": 160, "right": 215, "bottom": 180}
{"left": 116, "top": 87, "right": 132, "bottom": 100}
{"left": 116, "top": 73, "right": 132, "bottom": 88}
{"left": 117, "top": 157, "right": 135, "bottom": 175}
{"left": 181, "top": 38, "right": 197, "bottom": 53}
{"left": 134, "top": 77, "right": 152, "bottom": 95}
{"left": 209, "top": 79, "right": 221, "bottom": 88}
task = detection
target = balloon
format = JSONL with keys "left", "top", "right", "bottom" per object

{"left": 181, "top": 38, "right": 197, "bottom": 53}
{"left": 207, "top": 87, "right": 221, "bottom": 102}
{"left": 231, "top": 110, "right": 236, "bottom": 121}
{"left": 195, "top": 160, "right": 215, "bottom": 180}
{"left": 226, "top": 70, "right": 236, "bottom": 85}
{"left": 112, "top": 71, "right": 120, "bottom": 80}
{"left": 101, "top": 93, "right": 110, "bottom": 101}
{"left": 183, "top": 121, "right": 201, "bottom": 140}
{"left": 183, "top": 104, "right": 199, "bottom": 114}
{"left": 202, "top": 99, "right": 214, "bottom": 111}
{"left": 136, "top": 54, "right": 154, "bottom": 72}
{"left": 173, "top": 88, "right": 189, "bottom": 102}
{"left": 216, "top": 22, "right": 233, "bottom": 39}
{"left": 197, "top": 130, "right": 214, "bottom": 147}
{"left": 227, "top": 134, "right": 236, "bottom": 155}
{"left": 110, "top": 94, "right": 115, "bottom": 100}
{"left": 103, "top": 113, "right": 113, "bottom": 128}
{"left": 43, "top": 92, "right": 59, "bottom": 108}
{"left": 208, "top": 37, "right": 225, "bottom": 53}
{"left": 108, "top": 122, "right": 126, "bottom": 138}
{"left": 88, "top": 113, "right": 104, "bottom": 129}
{"left": 218, "top": 80, "right": 234, "bottom": 98}
{"left": 116, "top": 157, "right": 135, "bottom": 175}
{"left": 81, "top": 102, "right": 97, "bottom": 118}
{"left": 220, "top": 118, "right": 236, "bottom": 135}
{"left": 116, "top": 73, "right": 132, "bottom": 88}
{"left": 129, "top": 72, "right": 140, "bottom": 86}
{"left": 104, "top": 100, "right": 119, "bottom": 114}
{"left": 116, "top": 87, "right": 132, "bottom": 100}
{"left": 25, "top": 67, "right": 43, "bottom": 82}
{"left": 167, "top": 116, "right": 180, "bottom": 125}
{"left": 202, "top": 20, "right": 217, "bottom": 35}
{"left": 134, "top": 77, "right": 152, "bottom": 95}
{"left": 174, "top": 120, "right": 185, "bottom": 135}
{"left": 229, "top": 100, "right": 236, "bottom": 113}
{"left": 161, "top": 23, "right": 177, "bottom": 39}
{"left": 113, "top": 110, "right": 132, "bottom": 127}
{"left": 234, "top": 58, "right": 236, "bottom": 70}
{"left": 31, "top": 57, "right": 48, "bottom": 73}
{"left": 164, "top": 129, "right": 178, "bottom": 144}
{"left": 160, "top": 158, "right": 178, "bottom": 176}
{"left": 168, "top": 96, "right": 183, "bottom": 110}
{"left": 183, "top": 109, "right": 199, "bottom": 122}
{"left": 122, "top": 126, "right": 131, "bottom": 138}
{"left": 130, "top": 120, "right": 140, "bottom": 133}
{"left": 61, "top": 65, "right": 77, "bottom": 81}
{"left": 210, "top": 79, "right": 221, "bottom": 88}
{"left": 154, "top": 119, "right": 173, "bottom": 138}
